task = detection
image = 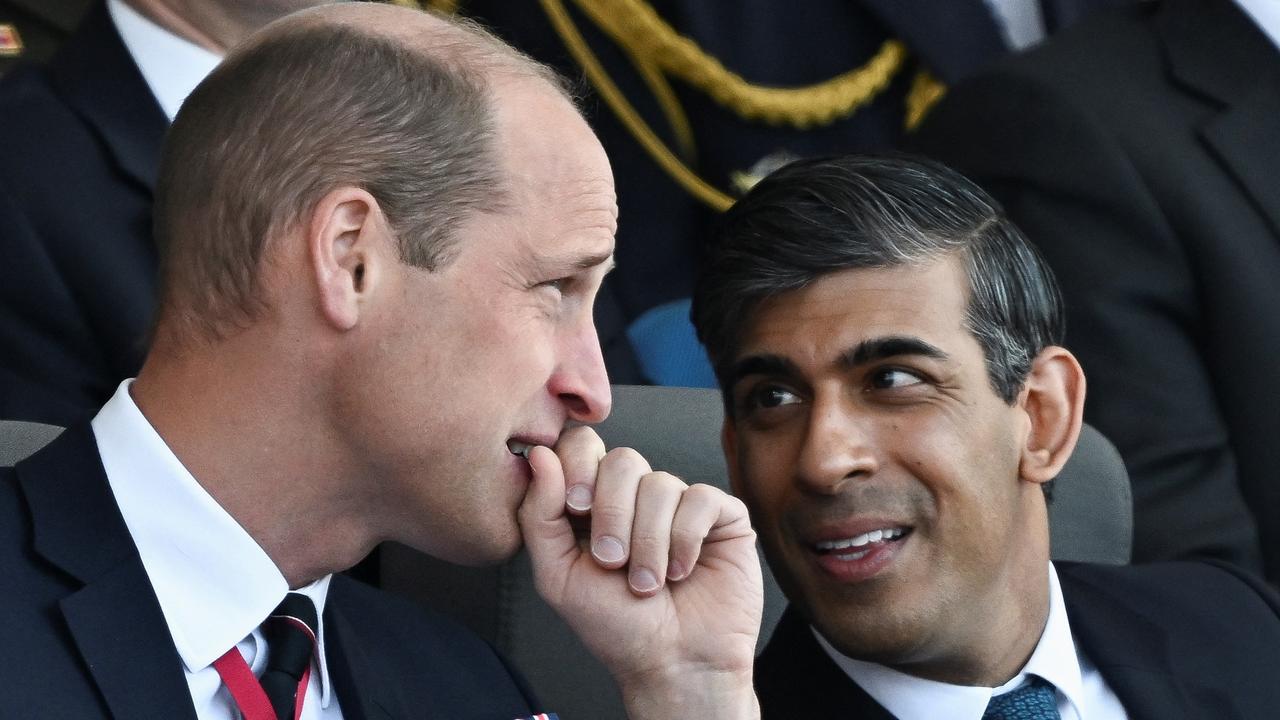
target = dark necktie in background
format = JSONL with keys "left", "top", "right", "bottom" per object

{"left": 214, "top": 592, "right": 318, "bottom": 720}
{"left": 983, "top": 675, "right": 1060, "bottom": 720}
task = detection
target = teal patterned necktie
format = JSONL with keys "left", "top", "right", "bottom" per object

{"left": 982, "top": 676, "right": 1060, "bottom": 720}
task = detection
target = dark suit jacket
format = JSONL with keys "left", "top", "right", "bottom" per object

{"left": 757, "top": 562, "right": 1280, "bottom": 719}
{"left": 0, "top": 423, "right": 544, "bottom": 719}
{"left": 0, "top": 0, "right": 90, "bottom": 75}
{"left": 0, "top": 2, "right": 643, "bottom": 424}
{"left": 0, "top": 1, "right": 165, "bottom": 426}
{"left": 909, "top": 0, "right": 1280, "bottom": 581}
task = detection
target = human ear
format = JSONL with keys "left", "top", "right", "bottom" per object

{"left": 307, "top": 187, "right": 387, "bottom": 331}
{"left": 1017, "top": 346, "right": 1086, "bottom": 485}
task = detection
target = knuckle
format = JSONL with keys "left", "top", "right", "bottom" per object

{"left": 640, "top": 470, "right": 687, "bottom": 492}
{"left": 590, "top": 502, "right": 634, "bottom": 529}
{"left": 599, "top": 446, "right": 652, "bottom": 476}
{"left": 669, "top": 525, "right": 704, "bottom": 549}
{"left": 556, "top": 425, "right": 605, "bottom": 454}
{"left": 629, "top": 529, "right": 666, "bottom": 555}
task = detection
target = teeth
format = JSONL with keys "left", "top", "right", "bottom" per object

{"left": 507, "top": 440, "right": 532, "bottom": 459}
{"left": 815, "top": 527, "right": 905, "bottom": 551}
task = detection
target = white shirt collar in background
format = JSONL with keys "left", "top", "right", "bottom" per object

{"left": 92, "top": 380, "right": 339, "bottom": 717}
{"left": 984, "top": 0, "right": 1047, "bottom": 51}
{"left": 106, "top": 0, "right": 221, "bottom": 121}
{"left": 815, "top": 563, "right": 1127, "bottom": 720}
{"left": 1235, "top": 0, "right": 1280, "bottom": 51}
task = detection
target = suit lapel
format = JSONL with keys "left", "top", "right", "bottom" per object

{"left": 45, "top": 2, "right": 168, "bottom": 194}
{"left": 1159, "top": 0, "right": 1280, "bottom": 238}
{"left": 756, "top": 606, "right": 894, "bottom": 719}
{"left": 17, "top": 424, "right": 197, "bottom": 720}
{"left": 1057, "top": 564, "right": 1240, "bottom": 720}
{"left": 324, "top": 598, "right": 399, "bottom": 720}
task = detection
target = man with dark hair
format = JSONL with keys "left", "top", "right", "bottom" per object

{"left": 0, "top": 5, "right": 762, "bottom": 718}
{"left": 692, "top": 154, "right": 1280, "bottom": 718}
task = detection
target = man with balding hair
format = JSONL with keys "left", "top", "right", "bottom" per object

{"left": 0, "top": 5, "right": 763, "bottom": 719}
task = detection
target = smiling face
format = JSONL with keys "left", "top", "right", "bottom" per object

{"left": 338, "top": 79, "right": 616, "bottom": 565}
{"left": 723, "top": 256, "right": 1051, "bottom": 680}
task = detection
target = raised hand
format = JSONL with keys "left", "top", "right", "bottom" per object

{"left": 518, "top": 426, "right": 763, "bottom": 720}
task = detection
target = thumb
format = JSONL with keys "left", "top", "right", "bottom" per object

{"left": 518, "top": 445, "right": 580, "bottom": 594}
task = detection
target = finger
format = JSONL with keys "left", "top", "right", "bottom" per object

{"left": 553, "top": 426, "right": 607, "bottom": 514}
{"left": 589, "top": 447, "right": 651, "bottom": 569}
{"left": 626, "top": 471, "right": 686, "bottom": 596}
{"left": 666, "top": 483, "right": 746, "bottom": 581}
{"left": 518, "top": 445, "right": 579, "bottom": 593}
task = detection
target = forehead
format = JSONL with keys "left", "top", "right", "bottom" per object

{"left": 489, "top": 79, "right": 618, "bottom": 258}
{"left": 738, "top": 257, "right": 974, "bottom": 363}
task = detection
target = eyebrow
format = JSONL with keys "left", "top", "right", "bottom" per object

{"left": 838, "top": 335, "right": 949, "bottom": 367}
{"left": 726, "top": 335, "right": 948, "bottom": 390}
{"left": 537, "top": 250, "right": 616, "bottom": 275}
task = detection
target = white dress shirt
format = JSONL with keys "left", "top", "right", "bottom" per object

{"left": 107, "top": 0, "right": 221, "bottom": 121}
{"left": 1236, "top": 0, "right": 1280, "bottom": 51}
{"left": 93, "top": 380, "right": 344, "bottom": 720}
{"left": 815, "top": 563, "right": 1128, "bottom": 720}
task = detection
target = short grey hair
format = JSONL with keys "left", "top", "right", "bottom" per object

{"left": 692, "top": 153, "right": 1065, "bottom": 407}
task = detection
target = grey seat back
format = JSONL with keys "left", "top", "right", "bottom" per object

{"left": 381, "top": 385, "right": 1133, "bottom": 719}
{"left": 0, "top": 420, "right": 65, "bottom": 467}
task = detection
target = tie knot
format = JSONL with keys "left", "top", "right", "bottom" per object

{"left": 983, "top": 676, "right": 1059, "bottom": 720}
{"left": 265, "top": 593, "right": 317, "bottom": 680}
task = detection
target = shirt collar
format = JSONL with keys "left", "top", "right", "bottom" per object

{"left": 1236, "top": 0, "right": 1280, "bottom": 51}
{"left": 92, "top": 379, "right": 337, "bottom": 707}
{"left": 106, "top": 0, "right": 222, "bottom": 121}
{"left": 814, "top": 563, "right": 1084, "bottom": 720}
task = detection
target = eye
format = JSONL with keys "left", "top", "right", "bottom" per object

{"left": 868, "top": 368, "right": 924, "bottom": 390}
{"left": 538, "top": 277, "right": 569, "bottom": 294}
{"left": 742, "top": 384, "right": 802, "bottom": 412}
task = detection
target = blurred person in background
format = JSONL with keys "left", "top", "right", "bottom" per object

{"left": 436, "top": 0, "right": 1125, "bottom": 386}
{"left": 911, "top": 0, "right": 1280, "bottom": 584}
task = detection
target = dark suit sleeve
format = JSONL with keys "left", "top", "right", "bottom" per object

{"left": 0, "top": 178, "right": 111, "bottom": 425}
{"left": 909, "top": 72, "right": 1263, "bottom": 572}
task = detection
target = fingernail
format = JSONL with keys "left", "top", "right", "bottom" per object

{"left": 566, "top": 484, "right": 593, "bottom": 512}
{"left": 592, "top": 535, "right": 625, "bottom": 564}
{"left": 667, "top": 560, "right": 685, "bottom": 581}
{"left": 630, "top": 568, "right": 659, "bottom": 593}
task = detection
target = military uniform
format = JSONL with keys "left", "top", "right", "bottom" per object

{"left": 0, "top": 0, "right": 89, "bottom": 75}
{"left": 452, "top": 0, "right": 1123, "bottom": 384}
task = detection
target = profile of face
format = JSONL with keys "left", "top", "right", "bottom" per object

{"left": 336, "top": 80, "right": 616, "bottom": 565}
{"left": 722, "top": 256, "right": 1067, "bottom": 679}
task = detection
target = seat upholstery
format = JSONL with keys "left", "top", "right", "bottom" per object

{"left": 380, "top": 385, "right": 1133, "bottom": 719}
{"left": 0, "top": 419, "right": 64, "bottom": 467}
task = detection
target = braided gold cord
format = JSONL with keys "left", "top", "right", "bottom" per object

{"left": 541, "top": 0, "right": 735, "bottom": 210}
{"left": 569, "top": 0, "right": 906, "bottom": 129}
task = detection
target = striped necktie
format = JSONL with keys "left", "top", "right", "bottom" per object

{"left": 983, "top": 676, "right": 1060, "bottom": 720}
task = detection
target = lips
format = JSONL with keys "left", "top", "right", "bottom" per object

{"left": 814, "top": 526, "right": 909, "bottom": 560}
{"left": 808, "top": 524, "right": 912, "bottom": 582}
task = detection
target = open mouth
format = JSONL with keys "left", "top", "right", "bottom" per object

{"left": 812, "top": 526, "right": 911, "bottom": 561}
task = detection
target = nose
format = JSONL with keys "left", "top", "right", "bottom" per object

{"left": 549, "top": 318, "right": 613, "bottom": 424}
{"left": 795, "top": 393, "right": 877, "bottom": 494}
